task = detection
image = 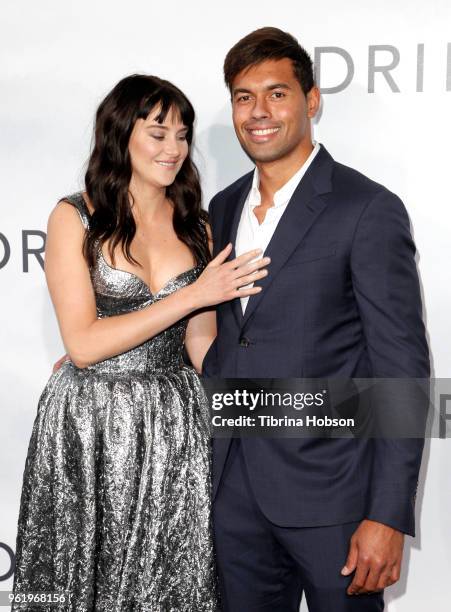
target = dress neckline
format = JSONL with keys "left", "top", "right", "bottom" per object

{"left": 97, "top": 245, "right": 201, "bottom": 298}
{"left": 73, "top": 193, "right": 201, "bottom": 297}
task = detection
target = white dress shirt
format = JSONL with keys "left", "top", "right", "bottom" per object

{"left": 235, "top": 142, "right": 321, "bottom": 313}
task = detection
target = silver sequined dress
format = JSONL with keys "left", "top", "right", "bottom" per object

{"left": 12, "top": 193, "right": 218, "bottom": 611}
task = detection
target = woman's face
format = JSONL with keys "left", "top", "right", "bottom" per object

{"left": 128, "top": 105, "right": 189, "bottom": 189}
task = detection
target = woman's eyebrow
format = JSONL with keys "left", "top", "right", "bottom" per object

{"left": 146, "top": 123, "right": 188, "bottom": 132}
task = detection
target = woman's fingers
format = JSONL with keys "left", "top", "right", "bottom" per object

{"left": 208, "top": 243, "right": 233, "bottom": 266}
{"left": 209, "top": 246, "right": 269, "bottom": 274}
{"left": 234, "top": 285, "right": 263, "bottom": 297}
{"left": 235, "top": 269, "right": 268, "bottom": 287}
{"left": 234, "top": 256, "right": 271, "bottom": 278}
{"left": 195, "top": 246, "right": 270, "bottom": 307}
{"left": 52, "top": 354, "right": 69, "bottom": 373}
{"left": 226, "top": 248, "right": 263, "bottom": 269}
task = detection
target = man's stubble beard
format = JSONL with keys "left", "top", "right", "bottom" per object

{"left": 237, "top": 135, "right": 303, "bottom": 165}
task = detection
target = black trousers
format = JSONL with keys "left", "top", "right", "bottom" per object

{"left": 213, "top": 439, "right": 384, "bottom": 612}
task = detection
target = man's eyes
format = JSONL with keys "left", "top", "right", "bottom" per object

{"left": 235, "top": 91, "right": 286, "bottom": 103}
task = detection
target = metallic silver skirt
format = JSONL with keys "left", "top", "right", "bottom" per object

{"left": 12, "top": 362, "right": 218, "bottom": 611}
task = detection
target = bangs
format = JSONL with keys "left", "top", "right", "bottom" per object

{"left": 138, "top": 85, "right": 194, "bottom": 129}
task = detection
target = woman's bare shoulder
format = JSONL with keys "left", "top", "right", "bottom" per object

{"left": 48, "top": 192, "right": 94, "bottom": 229}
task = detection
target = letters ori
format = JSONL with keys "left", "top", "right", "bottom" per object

{"left": 314, "top": 43, "right": 451, "bottom": 93}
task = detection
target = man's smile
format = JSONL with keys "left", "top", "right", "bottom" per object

{"left": 245, "top": 125, "right": 281, "bottom": 142}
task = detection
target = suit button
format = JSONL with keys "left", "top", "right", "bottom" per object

{"left": 239, "top": 336, "right": 250, "bottom": 347}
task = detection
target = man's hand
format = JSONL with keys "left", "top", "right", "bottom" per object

{"left": 341, "top": 519, "right": 404, "bottom": 595}
{"left": 53, "top": 353, "right": 70, "bottom": 373}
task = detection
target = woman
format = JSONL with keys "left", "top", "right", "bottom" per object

{"left": 12, "top": 75, "right": 269, "bottom": 611}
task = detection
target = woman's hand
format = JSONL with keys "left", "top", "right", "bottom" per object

{"left": 52, "top": 353, "right": 70, "bottom": 373}
{"left": 47, "top": 205, "right": 261, "bottom": 369}
{"left": 189, "top": 243, "right": 270, "bottom": 309}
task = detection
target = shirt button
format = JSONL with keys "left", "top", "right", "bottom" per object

{"left": 239, "top": 336, "right": 250, "bottom": 347}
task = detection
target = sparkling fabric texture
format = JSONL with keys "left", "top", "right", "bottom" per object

{"left": 13, "top": 193, "right": 218, "bottom": 611}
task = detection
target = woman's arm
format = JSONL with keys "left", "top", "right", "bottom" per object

{"left": 185, "top": 309, "right": 216, "bottom": 373}
{"left": 184, "top": 221, "right": 217, "bottom": 373}
{"left": 46, "top": 203, "right": 268, "bottom": 369}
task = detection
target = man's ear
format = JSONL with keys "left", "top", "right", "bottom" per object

{"left": 306, "top": 86, "right": 321, "bottom": 119}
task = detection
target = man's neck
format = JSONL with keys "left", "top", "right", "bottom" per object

{"left": 256, "top": 141, "right": 314, "bottom": 205}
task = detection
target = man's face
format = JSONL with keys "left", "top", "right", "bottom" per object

{"left": 231, "top": 58, "right": 319, "bottom": 164}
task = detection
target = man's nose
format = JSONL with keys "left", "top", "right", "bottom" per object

{"left": 251, "top": 96, "right": 271, "bottom": 120}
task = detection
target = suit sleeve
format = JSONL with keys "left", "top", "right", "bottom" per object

{"left": 350, "top": 189, "right": 430, "bottom": 536}
{"left": 200, "top": 193, "right": 222, "bottom": 378}
{"left": 207, "top": 192, "right": 222, "bottom": 257}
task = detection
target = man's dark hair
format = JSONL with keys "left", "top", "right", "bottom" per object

{"left": 224, "top": 27, "right": 315, "bottom": 96}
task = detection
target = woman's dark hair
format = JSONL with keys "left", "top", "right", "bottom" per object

{"left": 224, "top": 27, "right": 315, "bottom": 96}
{"left": 84, "top": 74, "right": 210, "bottom": 269}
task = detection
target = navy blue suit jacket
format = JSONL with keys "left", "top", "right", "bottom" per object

{"left": 202, "top": 144, "right": 429, "bottom": 536}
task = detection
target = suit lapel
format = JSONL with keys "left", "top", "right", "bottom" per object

{"left": 219, "top": 174, "right": 253, "bottom": 254}
{"left": 220, "top": 174, "right": 253, "bottom": 326}
{"left": 241, "top": 145, "right": 334, "bottom": 329}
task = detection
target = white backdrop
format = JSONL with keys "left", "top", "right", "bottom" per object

{"left": 1, "top": 1, "right": 450, "bottom": 610}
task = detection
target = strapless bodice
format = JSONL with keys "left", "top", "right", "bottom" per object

{"left": 62, "top": 192, "right": 203, "bottom": 376}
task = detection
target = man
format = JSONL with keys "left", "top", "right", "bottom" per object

{"left": 202, "top": 27, "right": 429, "bottom": 611}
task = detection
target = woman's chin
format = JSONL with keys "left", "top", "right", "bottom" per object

{"left": 139, "top": 175, "right": 177, "bottom": 190}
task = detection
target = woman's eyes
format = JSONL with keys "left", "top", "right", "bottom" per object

{"left": 150, "top": 134, "right": 187, "bottom": 141}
